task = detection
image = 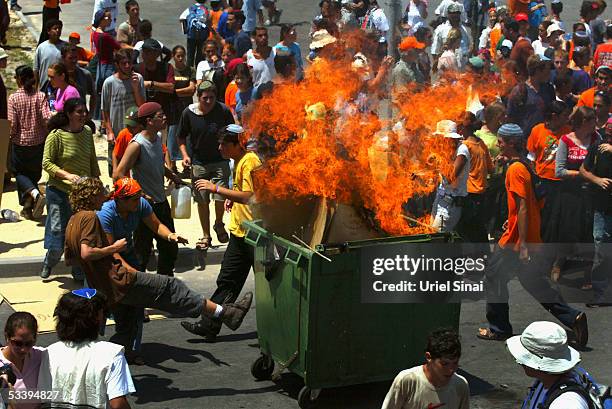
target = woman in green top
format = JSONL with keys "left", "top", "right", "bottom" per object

{"left": 41, "top": 98, "right": 101, "bottom": 280}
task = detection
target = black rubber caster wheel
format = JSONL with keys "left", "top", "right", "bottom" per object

{"left": 297, "top": 386, "right": 321, "bottom": 408}
{"left": 251, "top": 354, "right": 274, "bottom": 380}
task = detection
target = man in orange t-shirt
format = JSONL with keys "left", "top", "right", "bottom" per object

{"left": 526, "top": 105, "right": 571, "bottom": 242}
{"left": 526, "top": 120, "right": 571, "bottom": 181}
{"left": 457, "top": 127, "right": 493, "bottom": 247}
{"left": 577, "top": 65, "right": 611, "bottom": 110}
{"left": 477, "top": 123, "right": 587, "bottom": 346}
{"left": 593, "top": 25, "right": 612, "bottom": 70}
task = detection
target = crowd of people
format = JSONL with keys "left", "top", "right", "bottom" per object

{"left": 0, "top": 0, "right": 611, "bottom": 407}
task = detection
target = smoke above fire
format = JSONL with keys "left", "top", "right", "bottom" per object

{"left": 244, "top": 34, "right": 504, "bottom": 236}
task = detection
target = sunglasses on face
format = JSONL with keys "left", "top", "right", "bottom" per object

{"left": 9, "top": 338, "right": 34, "bottom": 348}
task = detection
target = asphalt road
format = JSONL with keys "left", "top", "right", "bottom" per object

{"left": 1, "top": 258, "right": 611, "bottom": 409}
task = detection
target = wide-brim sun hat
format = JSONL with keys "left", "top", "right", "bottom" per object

{"left": 506, "top": 321, "right": 581, "bottom": 374}
{"left": 547, "top": 23, "right": 565, "bottom": 37}
{"left": 310, "top": 29, "right": 337, "bottom": 50}
{"left": 433, "top": 119, "right": 462, "bottom": 139}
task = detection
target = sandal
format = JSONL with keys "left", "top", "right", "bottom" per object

{"left": 550, "top": 265, "right": 561, "bottom": 282}
{"left": 477, "top": 327, "right": 511, "bottom": 341}
{"left": 213, "top": 222, "right": 229, "bottom": 243}
{"left": 196, "top": 237, "right": 212, "bottom": 251}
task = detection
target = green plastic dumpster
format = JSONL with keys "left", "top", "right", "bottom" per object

{"left": 244, "top": 220, "right": 461, "bottom": 408}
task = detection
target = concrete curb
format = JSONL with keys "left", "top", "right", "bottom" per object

{"left": 14, "top": 9, "right": 40, "bottom": 42}
{"left": 0, "top": 246, "right": 227, "bottom": 278}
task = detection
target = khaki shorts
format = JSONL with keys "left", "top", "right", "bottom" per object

{"left": 192, "top": 161, "right": 230, "bottom": 203}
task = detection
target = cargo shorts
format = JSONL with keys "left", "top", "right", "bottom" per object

{"left": 192, "top": 161, "right": 230, "bottom": 203}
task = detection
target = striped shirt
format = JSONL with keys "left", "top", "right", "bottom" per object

{"left": 42, "top": 126, "right": 101, "bottom": 193}
{"left": 7, "top": 88, "right": 52, "bottom": 146}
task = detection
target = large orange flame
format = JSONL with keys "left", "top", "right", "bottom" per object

{"left": 244, "top": 35, "right": 502, "bottom": 236}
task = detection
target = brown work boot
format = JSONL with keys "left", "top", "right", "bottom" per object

{"left": 220, "top": 292, "right": 253, "bottom": 331}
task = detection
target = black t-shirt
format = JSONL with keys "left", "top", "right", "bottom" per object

{"left": 176, "top": 102, "right": 234, "bottom": 165}
{"left": 135, "top": 62, "right": 177, "bottom": 124}
{"left": 172, "top": 65, "right": 196, "bottom": 117}
{"left": 583, "top": 140, "right": 612, "bottom": 214}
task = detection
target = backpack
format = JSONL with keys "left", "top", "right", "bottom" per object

{"left": 509, "top": 158, "right": 547, "bottom": 201}
{"left": 541, "top": 368, "right": 612, "bottom": 409}
{"left": 185, "top": 3, "right": 210, "bottom": 41}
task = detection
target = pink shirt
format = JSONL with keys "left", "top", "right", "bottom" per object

{"left": 0, "top": 346, "right": 45, "bottom": 409}
{"left": 54, "top": 85, "right": 81, "bottom": 112}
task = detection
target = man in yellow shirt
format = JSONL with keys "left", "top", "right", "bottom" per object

{"left": 182, "top": 124, "right": 262, "bottom": 341}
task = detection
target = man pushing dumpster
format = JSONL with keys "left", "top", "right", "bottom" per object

{"left": 182, "top": 124, "right": 262, "bottom": 341}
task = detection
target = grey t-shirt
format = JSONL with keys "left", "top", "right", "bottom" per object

{"left": 33, "top": 40, "right": 67, "bottom": 90}
{"left": 101, "top": 74, "right": 145, "bottom": 136}
{"left": 131, "top": 132, "right": 166, "bottom": 203}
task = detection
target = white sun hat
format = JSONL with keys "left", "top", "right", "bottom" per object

{"left": 506, "top": 321, "right": 581, "bottom": 374}
{"left": 433, "top": 120, "right": 462, "bottom": 139}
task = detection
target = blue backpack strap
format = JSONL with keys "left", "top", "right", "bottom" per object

{"left": 541, "top": 375, "right": 595, "bottom": 409}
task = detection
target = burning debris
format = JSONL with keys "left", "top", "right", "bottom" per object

{"left": 243, "top": 33, "right": 503, "bottom": 240}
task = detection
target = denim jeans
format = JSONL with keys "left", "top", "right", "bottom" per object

{"left": 592, "top": 211, "right": 612, "bottom": 301}
{"left": 166, "top": 124, "right": 191, "bottom": 162}
{"left": 94, "top": 62, "right": 115, "bottom": 121}
{"left": 485, "top": 246, "right": 581, "bottom": 335}
{"left": 42, "top": 185, "right": 82, "bottom": 278}
{"left": 43, "top": 185, "right": 71, "bottom": 252}
{"left": 110, "top": 269, "right": 205, "bottom": 351}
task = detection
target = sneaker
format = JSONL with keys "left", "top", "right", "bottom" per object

{"left": 264, "top": 19, "right": 271, "bottom": 26}
{"left": 32, "top": 194, "right": 46, "bottom": 219}
{"left": 11, "top": 3, "right": 22, "bottom": 11}
{"left": 220, "top": 292, "right": 253, "bottom": 331}
{"left": 40, "top": 266, "right": 51, "bottom": 279}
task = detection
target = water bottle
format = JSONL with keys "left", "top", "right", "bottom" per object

{"left": 46, "top": 84, "right": 56, "bottom": 112}
{"left": 171, "top": 185, "right": 192, "bottom": 219}
{"left": 0, "top": 209, "right": 20, "bottom": 222}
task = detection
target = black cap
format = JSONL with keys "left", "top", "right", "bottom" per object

{"left": 142, "top": 38, "right": 162, "bottom": 52}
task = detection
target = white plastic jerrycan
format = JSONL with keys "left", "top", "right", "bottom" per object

{"left": 171, "top": 184, "right": 192, "bottom": 219}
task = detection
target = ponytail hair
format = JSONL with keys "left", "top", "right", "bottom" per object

{"left": 15, "top": 65, "right": 36, "bottom": 93}
{"left": 47, "top": 98, "right": 85, "bottom": 131}
{"left": 49, "top": 62, "right": 77, "bottom": 87}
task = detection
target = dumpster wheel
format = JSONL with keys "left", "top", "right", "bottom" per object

{"left": 298, "top": 386, "right": 321, "bottom": 408}
{"left": 251, "top": 354, "right": 275, "bottom": 381}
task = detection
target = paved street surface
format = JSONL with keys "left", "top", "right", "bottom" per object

{"left": 2, "top": 0, "right": 604, "bottom": 408}
{"left": 2, "top": 263, "right": 610, "bottom": 409}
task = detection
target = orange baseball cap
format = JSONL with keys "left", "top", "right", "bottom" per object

{"left": 398, "top": 36, "right": 425, "bottom": 51}
{"left": 68, "top": 32, "right": 80, "bottom": 42}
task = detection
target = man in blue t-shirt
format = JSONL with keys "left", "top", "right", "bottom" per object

{"left": 97, "top": 177, "right": 187, "bottom": 274}
{"left": 96, "top": 177, "right": 188, "bottom": 364}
